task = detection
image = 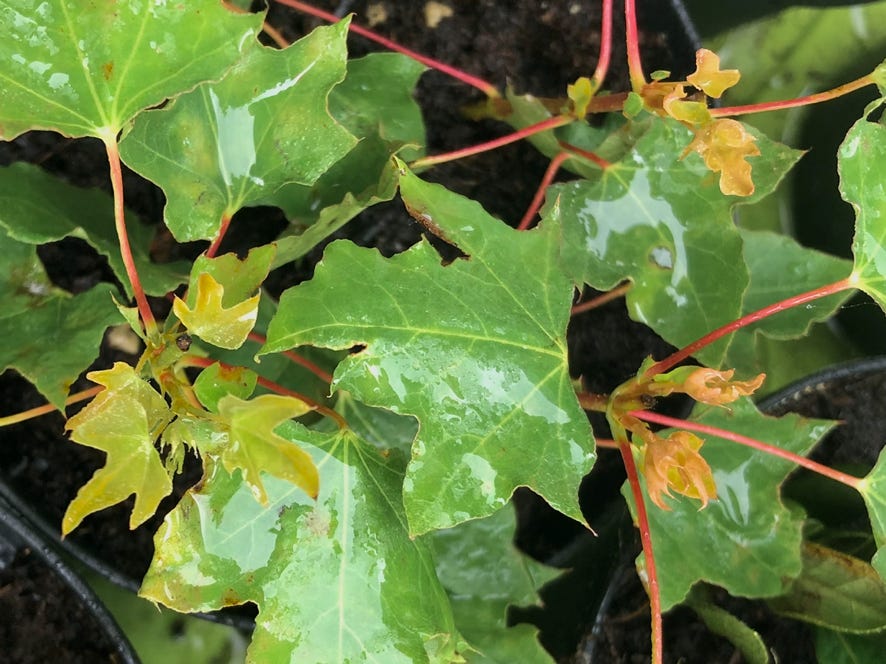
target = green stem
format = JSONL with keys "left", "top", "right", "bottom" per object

{"left": 276, "top": 0, "right": 501, "bottom": 98}
{"left": 645, "top": 277, "right": 854, "bottom": 378}
{"left": 625, "top": 0, "right": 646, "bottom": 92}
{"left": 410, "top": 115, "right": 574, "bottom": 169}
{"left": 711, "top": 73, "right": 874, "bottom": 117}
{"left": 618, "top": 436, "right": 664, "bottom": 664}
{"left": 630, "top": 409, "right": 863, "bottom": 491}
{"left": 104, "top": 138, "right": 158, "bottom": 339}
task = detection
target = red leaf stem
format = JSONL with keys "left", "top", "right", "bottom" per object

{"left": 247, "top": 331, "right": 334, "bottom": 384}
{"left": 104, "top": 138, "right": 158, "bottom": 338}
{"left": 206, "top": 214, "right": 233, "bottom": 259}
{"left": 571, "top": 282, "right": 631, "bottom": 316}
{"left": 618, "top": 437, "right": 664, "bottom": 664}
{"left": 184, "top": 354, "right": 346, "bottom": 428}
{"left": 644, "top": 277, "right": 854, "bottom": 378}
{"left": 590, "top": 0, "right": 614, "bottom": 93}
{"left": 276, "top": 0, "right": 500, "bottom": 98}
{"left": 410, "top": 115, "right": 575, "bottom": 169}
{"left": 624, "top": 0, "right": 646, "bottom": 92}
{"left": 630, "top": 409, "right": 863, "bottom": 491}
{"left": 559, "top": 140, "right": 612, "bottom": 169}
{"left": 517, "top": 151, "right": 570, "bottom": 230}
{"left": 711, "top": 73, "right": 874, "bottom": 118}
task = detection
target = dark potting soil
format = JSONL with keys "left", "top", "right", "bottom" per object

{"left": 0, "top": 1, "right": 801, "bottom": 661}
{"left": 0, "top": 545, "right": 124, "bottom": 663}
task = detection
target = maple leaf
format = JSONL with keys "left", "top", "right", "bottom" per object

{"left": 685, "top": 118, "right": 762, "bottom": 196}
{"left": 172, "top": 272, "right": 259, "bottom": 350}
{"left": 263, "top": 164, "right": 595, "bottom": 535}
{"left": 216, "top": 394, "right": 320, "bottom": 504}
{"left": 63, "top": 363, "right": 173, "bottom": 535}
{"left": 686, "top": 49, "right": 741, "bottom": 99}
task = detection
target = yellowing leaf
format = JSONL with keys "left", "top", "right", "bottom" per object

{"left": 686, "top": 49, "right": 741, "bottom": 99}
{"left": 63, "top": 363, "right": 173, "bottom": 535}
{"left": 216, "top": 394, "right": 319, "bottom": 504}
{"left": 172, "top": 272, "right": 259, "bottom": 350}
{"left": 567, "top": 76, "right": 594, "bottom": 117}
{"left": 685, "top": 119, "right": 762, "bottom": 196}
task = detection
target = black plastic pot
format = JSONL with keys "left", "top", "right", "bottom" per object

{"left": 0, "top": 495, "right": 140, "bottom": 664}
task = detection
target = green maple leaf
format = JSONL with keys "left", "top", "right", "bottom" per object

{"left": 140, "top": 425, "right": 463, "bottom": 662}
{"left": 262, "top": 164, "right": 595, "bottom": 535}
{"left": 544, "top": 117, "right": 802, "bottom": 367}
{"left": 119, "top": 20, "right": 357, "bottom": 242}
{"left": 216, "top": 394, "right": 319, "bottom": 504}
{"left": 842, "top": 106, "right": 886, "bottom": 309}
{"left": 0, "top": 0, "right": 261, "bottom": 140}
{"left": 623, "top": 399, "right": 833, "bottom": 609}
{"left": 0, "top": 284, "right": 122, "bottom": 409}
{"left": 63, "top": 362, "right": 173, "bottom": 535}
{"left": 429, "top": 507, "right": 559, "bottom": 663}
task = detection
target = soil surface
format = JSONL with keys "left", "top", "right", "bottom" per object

{"left": 0, "top": 1, "right": 812, "bottom": 662}
{"left": 0, "top": 528, "right": 130, "bottom": 663}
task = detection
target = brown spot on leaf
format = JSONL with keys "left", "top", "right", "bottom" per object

{"left": 102, "top": 61, "right": 114, "bottom": 80}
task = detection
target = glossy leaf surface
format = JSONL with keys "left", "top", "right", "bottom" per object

{"left": 429, "top": 507, "right": 558, "bottom": 663}
{"left": 0, "top": 285, "right": 121, "bottom": 409}
{"left": 545, "top": 117, "right": 801, "bottom": 366}
{"left": 63, "top": 363, "right": 173, "bottom": 534}
{"left": 843, "top": 112, "right": 886, "bottom": 309}
{"left": 141, "top": 425, "right": 461, "bottom": 663}
{"left": 263, "top": 166, "right": 595, "bottom": 535}
{"left": 120, "top": 21, "right": 356, "bottom": 242}
{"left": 0, "top": 0, "right": 261, "bottom": 139}
{"left": 270, "top": 52, "right": 426, "bottom": 266}
{"left": 0, "top": 162, "right": 188, "bottom": 296}
{"left": 624, "top": 400, "right": 833, "bottom": 609}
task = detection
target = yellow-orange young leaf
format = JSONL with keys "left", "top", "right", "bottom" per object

{"left": 641, "top": 431, "right": 717, "bottom": 510}
{"left": 686, "top": 119, "right": 761, "bottom": 196}
{"left": 683, "top": 368, "right": 765, "bottom": 405}
{"left": 687, "top": 49, "right": 741, "bottom": 99}
{"left": 63, "top": 363, "right": 173, "bottom": 535}
{"left": 172, "top": 272, "right": 259, "bottom": 350}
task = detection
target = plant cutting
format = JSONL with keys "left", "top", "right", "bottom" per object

{"left": 2, "top": 0, "right": 886, "bottom": 662}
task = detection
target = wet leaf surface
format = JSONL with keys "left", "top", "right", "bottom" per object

{"left": 141, "top": 424, "right": 462, "bottom": 663}
{"left": 545, "top": 117, "right": 801, "bottom": 367}
{"left": 263, "top": 165, "right": 595, "bottom": 535}
{"left": 119, "top": 21, "right": 356, "bottom": 242}
{"left": 0, "top": 0, "right": 260, "bottom": 139}
{"left": 624, "top": 400, "right": 833, "bottom": 609}
{"left": 843, "top": 110, "right": 886, "bottom": 308}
